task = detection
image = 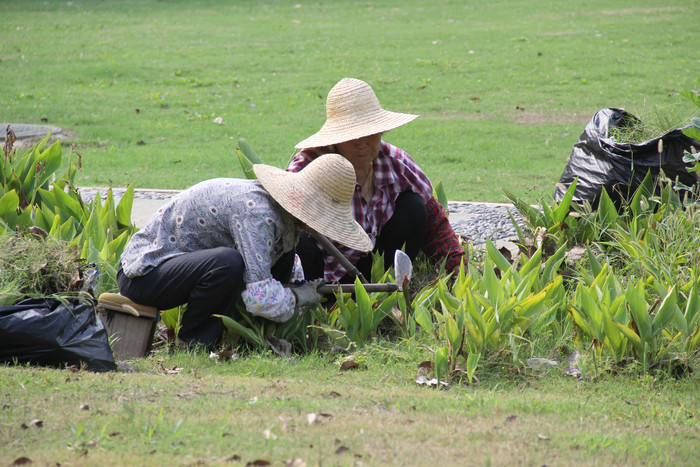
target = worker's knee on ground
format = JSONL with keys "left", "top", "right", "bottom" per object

{"left": 382, "top": 192, "right": 429, "bottom": 257}
{"left": 395, "top": 191, "right": 428, "bottom": 230}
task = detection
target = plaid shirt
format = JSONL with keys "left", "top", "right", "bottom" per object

{"left": 288, "top": 141, "right": 466, "bottom": 281}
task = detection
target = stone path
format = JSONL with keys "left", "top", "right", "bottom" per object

{"left": 79, "top": 187, "right": 528, "bottom": 245}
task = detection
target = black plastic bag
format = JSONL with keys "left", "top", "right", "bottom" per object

{"left": 554, "top": 108, "right": 700, "bottom": 207}
{"left": 0, "top": 297, "right": 117, "bottom": 372}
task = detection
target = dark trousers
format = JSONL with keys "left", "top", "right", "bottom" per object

{"left": 297, "top": 191, "right": 429, "bottom": 282}
{"left": 117, "top": 247, "right": 295, "bottom": 349}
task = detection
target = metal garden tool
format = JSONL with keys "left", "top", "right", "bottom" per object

{"left": 308, "top": 229, "right": 368, "bottom": 284}
{"left": 316, "top": 249, "right": 412, "bottom": 294}
{"left": 292, "top": 230, "right": 413, "bottom": 294}
{"left": 393, "top": 249, "right": 414, "bottom": 315}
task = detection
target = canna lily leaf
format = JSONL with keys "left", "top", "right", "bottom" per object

{"left": 541, "top": 243, "right": 567, "bottom": 285}
{"left": 630, "top": 171, "right": 656, "bottom": 217}
{"left": 116, "top": 184, "right": 134, "bottom": 228}
{"left": 413, "top": 304, "right": 434, "bottom": 334}
{"left": 626, "top": 281, "right": 652, "bottom": 343}
{"left": 434, "top": 181, "right": 449, "bottom": 213}
{"left": 236, "top": 149, "right": 257, "bottom": 179}
{"left": 504, "top": 190, "right": 544, "bottom": 227}
{"left": 466, "top": 352, "right": 480, "bottom": 383}
{"left": 551, "top": 178, "right": 577, "bottom": 224}
{"left": 614, "top": 321, "right": 643, "bottom": 356}
{"left": 354, "top": 277, "right": 372, "bottom": 340}
{"left": 651, "top": 286, "right": 678, "bottom": 337}
{"left": 435, "top": 346, "right": 449, "bottom": 384}
{"left": 445, "top": 314, "right": 463, "bottom": 357}
{"left": 0, "top": 190, "right": 19, "bottom": 217}
{"left": 519, "top": 246, "right": 542, "bottom": 277}
{"left": 597, "top": 188, "right": 619, "bottom": 231}
{"left": 372, "top": 292, "right": 397, "bottom": 329}
{"left": 215, "top": 314, "right": 266, "bottom": 347}
{"left": 52, "top": 184, "right": 87, "bottom": 224}
{"left": 486, "top": 238, "right": 512, "bottom": 274}
{"left": 238, "top": 137, "right": 263, "bottom": 164}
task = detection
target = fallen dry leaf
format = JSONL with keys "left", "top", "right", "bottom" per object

{"left": 335, "top": 446, "right": 350, "bottom": 455}
{"left": 247, "top": 460, "right": 271, "bottom": 466}
{"left": 505, "top": 415, "right": 518, "bottom": 423}
{"left": 417, "top": 360, "right": 433, "bottom": 377}
{"left": 266, "top": 335, "right": 292, "bottom": 358}
{"left": 215, "top": 345, "right": 237, "bottom": 362}
{"left": 339, "top": 360, "right": 358, "bottom": 371}
{"left": 391, "top": 306, "right": 404, "bottom": 326}
{"left": 328, "top": 391, "right": 342, "bottom": 398}
{"left": 12, "top": 457, "right": 32, "bottom": 465}
{"left": 283, "top": 458, "right": 306, "bottom": 467}
{"left": 21, "top": 419, "right": 43, "bottom": 429}
{"left": 166, "top": 366, "right": 182, "bottom": 375}
{"left": 537, "top": 433, "right": 550, "bottom": 440}
{"left": 415, "top": 375, "right": 449, "bottom": 388}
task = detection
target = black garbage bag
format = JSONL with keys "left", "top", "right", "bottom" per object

{"left": 554, "top": 108, "right": 700, "bottom": 207}
{"left": 0, "top": 297, "right": 117, "bottom": 372}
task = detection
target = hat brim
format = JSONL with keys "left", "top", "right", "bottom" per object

{"left": 295, "top": 110, "right": 419, "bottom": 149}
{"left": 254, "top": 164, "right": 373, "bottom": 252}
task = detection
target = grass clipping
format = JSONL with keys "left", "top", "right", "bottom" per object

{"left": 0, "top": 232, "right": 92, "bottom": 306}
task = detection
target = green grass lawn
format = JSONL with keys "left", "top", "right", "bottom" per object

{"left": 2, "top": 0, "right": 698, "bottom": 203}
{"left": 2, "top": 345, "right": 699, "bottom": 466}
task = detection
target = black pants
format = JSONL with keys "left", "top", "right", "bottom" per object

{"left": 117, "top": 247, "right": 295, "bottom": 349}
{"left": 297, "top": 191, "right": 429, "bottom": 282}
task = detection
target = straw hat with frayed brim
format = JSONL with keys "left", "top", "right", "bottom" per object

{"left": 254, "top": 153, "right": 373, "bottom": 252}
{"left": 295, "top": 78, "right": 419, "bottom": 149}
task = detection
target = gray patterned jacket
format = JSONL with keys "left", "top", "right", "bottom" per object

{"left": 120, "top": 178, "right": 299, "bottom": 284}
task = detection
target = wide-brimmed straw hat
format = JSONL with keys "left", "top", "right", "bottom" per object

{"left": 295, "top": 78, "right": 419, "bottom": 149}
{"left": 254, "top": 153, "right": 373, "bottom": 252}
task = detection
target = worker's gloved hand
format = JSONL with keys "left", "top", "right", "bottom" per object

{"left": 291, "top": 279, "right": 325, "bottom": 308}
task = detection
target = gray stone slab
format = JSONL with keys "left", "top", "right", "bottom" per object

{"left": 1, "top": 123, "right": 63, "bottom": 141}
{"left": 77, "top": 187, "right": 535, "bottom": 245}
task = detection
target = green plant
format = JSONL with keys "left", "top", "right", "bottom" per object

{"left": 216, "top": 299, "right": 327, "bottom": 354}
{"left": 568, "top": 263, "right": 631, "bottom": 363}
{"left": 505, "top": 179, "right": 629, "bottom": 254}
{"left": 680, "top": 89, "right": 700, "bottom": 143}
{"left": 413, "top": 240, "right": 567, "bottom": 380}
{"left": 328, "top": 278, "right": 398, "bottom": 346}
{"left": 570, "top": 251, "right": 700, "bottom": 369}
{"left": 1, "top": 134, "right": 136, "bottom": 298}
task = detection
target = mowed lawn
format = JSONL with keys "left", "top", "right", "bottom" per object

{"left": 1, "top": 348, "right": 699, "bottom": 466}
{"left": 1, "top": 0, "right": 698, "bottom": 203}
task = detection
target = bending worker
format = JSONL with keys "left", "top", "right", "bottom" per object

{"left": 118, "top": 153, "right": 372, "bottom": 349}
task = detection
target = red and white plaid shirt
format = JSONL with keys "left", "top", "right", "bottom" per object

{"left": 288, "top": 141, "right": 466, "bottom": 281}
